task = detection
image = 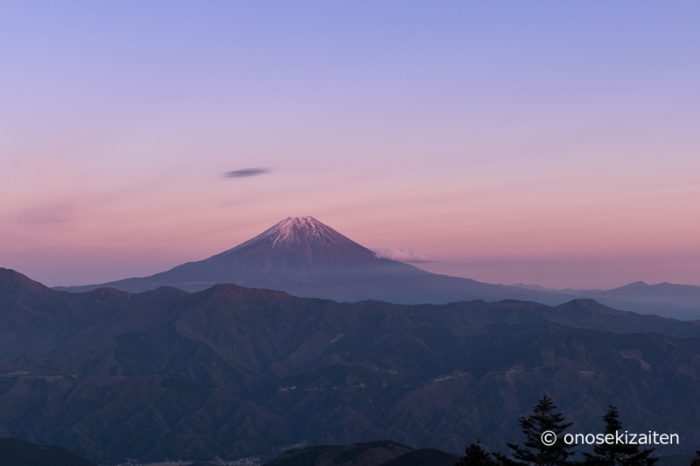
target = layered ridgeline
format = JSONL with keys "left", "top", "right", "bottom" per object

{"left": 2, "top": 268, "right": 700, "bottom": 463}
{"left": 61, "top": 217, "right": 700, "bottom": 319}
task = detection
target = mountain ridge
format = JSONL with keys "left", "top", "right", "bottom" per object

{"left": 2, "top": 269, "right": 700, "bottom": 462}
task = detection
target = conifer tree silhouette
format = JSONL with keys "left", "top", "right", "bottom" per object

{"left": 494, "top": 395, "right": 574, "bottom": 465}
{"left": 455, "top": 441, "right": 497, "bottom": 466}
{"left": 581, "top": 406, "right": 657, "bottom": 465}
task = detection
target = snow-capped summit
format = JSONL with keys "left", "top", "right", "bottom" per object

{"left": 222, "top": 217, "right": 375, "bottom": 263}
{"left": 217, "top": 215, "right": 380, "bottom": 271}
{"left": 256, "top": 216, "right": 347, "bottom": 247}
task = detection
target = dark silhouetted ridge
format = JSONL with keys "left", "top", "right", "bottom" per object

{"left": 0, "top": 267, "right": 48, "bottom": 293}
{"left": 0, "top": 438, "right": 95, "bottom": 466}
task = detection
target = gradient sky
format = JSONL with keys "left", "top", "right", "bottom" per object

{"left": 1, "top": 1, "right": 699, "bottom": 288}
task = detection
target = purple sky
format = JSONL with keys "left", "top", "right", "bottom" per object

{"left": 1, "top": 1, "right": 699, "bottom": 288}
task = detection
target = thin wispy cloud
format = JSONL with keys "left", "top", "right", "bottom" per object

{"left": 375, "top": 248, "right": 432, "bottom": 264}
{"left": 224, "top": 168, "right": 272, "bottom": 179}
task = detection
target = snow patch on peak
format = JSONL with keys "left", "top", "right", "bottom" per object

{"left": 263, "top": 216, "right": 344, "bottom": 246}
{"left": 219, "top": 216, "right": 369, "bottom": 257}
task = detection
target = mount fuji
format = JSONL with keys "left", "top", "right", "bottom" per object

{"left": 64, "top": 216, "right": 556, "bottom": 304}
{"left": 62, "top": 217, "right": 700, "bottom": 318}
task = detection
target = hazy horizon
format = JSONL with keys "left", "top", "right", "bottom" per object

{"left": 2, "top": 2, "right": 699, "bottom": 288}
{"left": 11, "top": 214, "right": 698, "bottom": 290}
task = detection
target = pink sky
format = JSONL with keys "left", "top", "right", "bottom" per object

{"left": 3, "top": 160, "right": 698, "bottom": 288}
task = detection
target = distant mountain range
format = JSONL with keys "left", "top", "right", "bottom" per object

{"left": 59, "top": 217, "right": 700, "bottom": 320}
{"left": 2, "top": 268, "right": 699, "bottom": 463}
{"left": 578, "top": 281, "right": 700, "bottom": 319}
